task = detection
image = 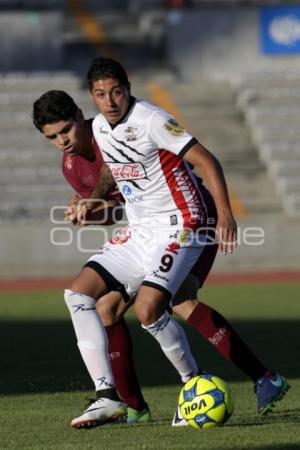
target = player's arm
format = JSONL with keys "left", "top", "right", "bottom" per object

{"left": 76, "top": 163, "right": 123, "bottom": 225}
{"left": 183, "top": 142, "right": 237, "bottom": 255}
{"left": 147, "top": 110, "right": 236, "bottom": 253}
{"left": 92, "top": 162, "right": 116, "bottom": 200}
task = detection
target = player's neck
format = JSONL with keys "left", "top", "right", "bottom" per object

{"left": 78, "top": 120, "right": 95, "bottom": 160}
{"left": 110, "top": 96, "right": 135, "bottom": 129}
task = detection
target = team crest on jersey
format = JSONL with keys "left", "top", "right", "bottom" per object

{"left": 110, "top": 227, "right": 131, "bottom": 245}
{"left": 124, "top": 126, "right": 138, "bottom": 142}
{"left": 163, "top": 119, "right": 184, "bottom": 136}
{"left": 64, "top": 155, "right": 73, "bottom": 170}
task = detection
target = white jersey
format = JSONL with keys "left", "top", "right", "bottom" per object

{"left": 92, "top": 98, "right": 209, "bottom": 229}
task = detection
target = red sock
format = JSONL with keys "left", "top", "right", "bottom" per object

{"left": 187, "top": 302, "right": 272, "bottom": 382}
{"left": 105, "top": 320, "right": 146, "bottom": 410}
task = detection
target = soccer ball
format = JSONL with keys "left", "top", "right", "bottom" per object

{"left": 178, "top": 374, "right": 234, "bottom": 429}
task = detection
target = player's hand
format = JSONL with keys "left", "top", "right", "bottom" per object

{"left": 76, "top": 200, "right": 91, "bottom": 225}
{"left": 216, "top": 211, "right": 237, "bottom": 255}
{"left": 64, "top": 205, "right": 78, "bottom": 224}
{"left": 64, "top": 194, "right": 80, "bottom": 224}
{"left": 75, "top": 199, "right": 107, "bottom": 225}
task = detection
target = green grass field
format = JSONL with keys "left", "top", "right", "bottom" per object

{"left": 1, "top": 282, "right": 300, "bottom": 450}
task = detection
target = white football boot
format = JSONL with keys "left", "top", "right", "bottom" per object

{"left": 71, "top": 397, "right": 127, "bottom": 429}
{"left": 171, "top": 406, "right": 188, "bottom": 427}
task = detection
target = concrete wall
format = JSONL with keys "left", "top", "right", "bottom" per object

{"left": 166, "top": 8, "right": 300, "bottom": 80}
{"left": 0, "top": 12, "right": 63, "bottom": 70}
{"left": 0, "top": 222, "right": 115, "bottom": 279}
{"left": 0, "top": 216, "right": 299, "bottom": 279}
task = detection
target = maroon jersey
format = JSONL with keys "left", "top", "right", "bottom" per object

{"left": 62, "top": 138, "right": 103, "bottom": 199}
{"left": 61, "top": 125, "right": 123, "bottom": 224}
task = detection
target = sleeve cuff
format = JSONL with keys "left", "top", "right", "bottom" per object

{"left": 178, "top": 137, "right": 198, "bottom": 158}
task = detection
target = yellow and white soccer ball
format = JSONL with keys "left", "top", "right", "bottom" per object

{"left": 178, "top": 374, "right": 234, "bottom": 429}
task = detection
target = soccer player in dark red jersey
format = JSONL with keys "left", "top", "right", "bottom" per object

{"left": 33, "top": 91, "right": 151, "bottom": 424}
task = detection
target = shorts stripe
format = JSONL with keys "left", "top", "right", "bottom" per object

{"left": 142, "top": 280, "right": 172, "bottom": 302}
{"left": 84, "top": 260, "right": 130, "bottom": 303}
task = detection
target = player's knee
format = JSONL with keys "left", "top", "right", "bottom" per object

{"left": 134, "top": 300, "right": 157, "bottom": 326}
{"left": 67, "top": 266, "right": 106, "bottom": 299}
{"left": 64, "top": 288, "right": 79, "bottom": 308}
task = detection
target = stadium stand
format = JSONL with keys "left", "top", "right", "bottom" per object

{"left": 0, "top": 70, "right": 281, "bottom": 222}
{"left": 1, "top": 1, "right": 299, "bottom": 277}
{"left": 162, "top": 78, "right": 284, "bottom": 216}
{"left": 0, "top": 72, "right": 84, "bottom": 222}
{"left": 233, "top": 71, "right": 300, "bottom": 217}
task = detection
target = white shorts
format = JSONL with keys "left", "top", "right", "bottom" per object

{"left": 85, "top": 226, "right": 208, "bottom": 301}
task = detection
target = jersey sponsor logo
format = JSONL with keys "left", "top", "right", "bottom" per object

{"left": 128, "top": 195, "right": 144, "bottom": 204}
{"left": 122, "top": 185, "right": 144, "bottom": 202}
{"left": 127, "top": 195, "right": 144, "bottom": 204}
{"left": 163, "top": 118, "right": 185, "bottom": 136}
{"left": 124, "top": 126, "right": 138, "bottom": 142}
{"left": 122, "top": 185, "right": 133, "bottom": 195}
{"left": 107, "top": 162, "right": 147, "bottom": 181}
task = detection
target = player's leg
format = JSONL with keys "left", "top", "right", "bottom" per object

{"left": 172, "top": 243, "right": 289, "bottom": 415}
{"left": 96, "top": 292, "right": 151, "bottom": 421}
{"left": 80, "top": 231, "right": 152, "bottom": 424}
{"left": 135, "top": 232, "right": 202, "bottom": 385}
{"left": 65, "top": 266, "right": 126, "bottom": 428}
{"left": 174, "top": 297, "right": 290, "bottom": 414}
{"left": 169, "top": 274, "right": 201, "bottom": 427}
{"left": 135, "top": 285, "right": 198, "bottom": 383}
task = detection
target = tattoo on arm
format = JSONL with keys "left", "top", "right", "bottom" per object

{"left": 91, "top": 163, "right": 116, "bottom": 200}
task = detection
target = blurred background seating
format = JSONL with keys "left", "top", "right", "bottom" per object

{"left": 1, "top": 0, "right": 299, "bottom": 277}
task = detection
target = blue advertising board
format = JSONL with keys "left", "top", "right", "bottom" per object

{"left": 260, "top": 6, "right": 300, "bottom": 54}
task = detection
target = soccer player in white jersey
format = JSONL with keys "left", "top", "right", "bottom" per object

{"left": 64, "top": 58, "right": 289, "bottom": 428}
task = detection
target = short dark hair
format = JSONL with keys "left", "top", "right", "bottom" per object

{"left": 33, "top": 90, "right": 79, "bottom": 132}
{"left": 87, "top": 57, "right": 130, "bottom": 91}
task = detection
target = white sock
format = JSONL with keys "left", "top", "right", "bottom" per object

{"left": 142, "top": 312, "right": 198, "bottom": 383}
{"left": 64, "top": 289, "right": 115, "bottom": 392}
